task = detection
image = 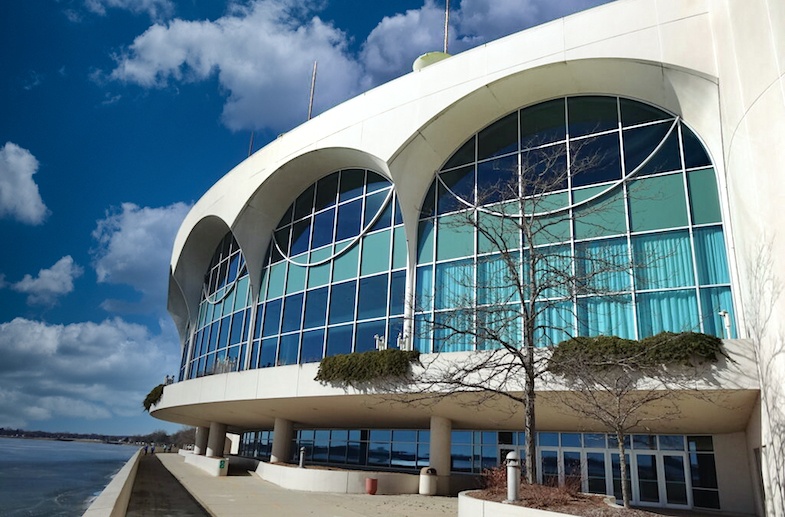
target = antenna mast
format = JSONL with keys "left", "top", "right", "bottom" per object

{"left": 443, "top": 0, "right": 450, "bottom": 54}
{"left": 307, "top": 60, "right": 318, "bottom": 120}
{"left": 247, "top": 131, "right": 254, "bottom": 157}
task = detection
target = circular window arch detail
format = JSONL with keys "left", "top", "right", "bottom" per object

{"left": 415, "top": 95, "right": 734, "bottom": 353}
{"left": 250, "top": 168, "right": 408, "bottom": 369}
{"left": 183, "top": 232, "right": 253, "bottom": 381}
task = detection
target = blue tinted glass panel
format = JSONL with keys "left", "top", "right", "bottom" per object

{"left": 633, "top": 231, "right": 694, "bottom": 289}
{"left": 521, "top": 98, "right": 565, "bottom": 148}
{"left": 301, "top": 329, "right": 324, "bottom": 363}
{"left": 229, "top": 312, "right": 244, "bottom": 344}
{"left": 219, "top": 318, "right": 230, "bottom": 348}
{"left": 358, "top": 275, "right": 388, "bottom": 320}
{"left": 311, "top": 209, "right": 335, "bottom": 249}
{"left": 693, "top": 227, "right": 729, "bottom": 285}
{"left": 355, "top": 319, "right": 386, "bottom": 354}
{"left": 389, "top": 270, "right": 406, "bottom": 315}
{"left": 278, "top": 334, "right": 299, "bottom": 365}
{"left": 388, "top": 317, "right": 404, "bottom": 347}
{"left": 478, "top": 112, "right": 518, "bottom": 160}
{"left": 521, "top": 144, "right": 568, "bottom": 194}
{"left": 369, "top": 195, "right": 393, "bottom": 232}
{"left": 294, "top": 185, "right": 314, "bottom": 220}
{"left": 438, "top": 166, "right": 474, "bottom": 214}
{"left": 336, "top": 199, "right": 362, "bottom": 241}
{"left": 281, "top": 294, "right": 303, "bottom": 332}
{"left": 326, "top": 324, "right": 353, "bottom": 356}
{"left": 568, "top": 96, "right": 618, "bottom": 137}
{"left": 624, "top": 122, "right": 679, "bottom": 175}
{"left": 571, "top": 133, "right": 622, "bottom": 187}
{"left": 443, "top": 137, "right": 476, "bottom": 170}
{"left": 620, "top": 98, "right": 669, "bottom": 127}
{"left": 366, "top": 171, "right": 388, "bottom": 193}
{"left": 420, "top": 182, "right": 436, "bottom": 218}
{"left": 315, "top": 172, "right": 339, "bottom": 210}
{"left": 274, "top": 227, "right": 290, "bottom": 256}
{"left": 303, "top": 287, "right": 328, "bottom": 329}
{"left": 260, "top": 338, "right": 277, "bottom": 368}
{"left": 477, "top": 155, "right": 519, "bottom": 203}
{"left": 637, "top": 290, "right": 700, "bottom": 336}
{"left": 584, "top": 434, "right": 606, "bottom": 448}
{"left": 700, "top": 287, "right": 735, "bottom": 338}
{"left": 682, "top": 126, "right": 712, "bottom": 169}
{"left": 329, "top": 281, "right": 356, "bottom": 324}
{"left": 339, "top": 169, "right": 364, "bottom": 201}
{"left": 364, "top": 191, "right": 388, "bottom": 228}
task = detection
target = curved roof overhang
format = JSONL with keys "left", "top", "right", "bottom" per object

{"left": 168, "top": 15, "right": 725, "bottom": 342}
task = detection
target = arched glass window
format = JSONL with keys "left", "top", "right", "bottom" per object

{"left": 249, "top": 168, "right": 406, "bottom": 368}
{"left": 415, "top": 96, "right": 734, "bottom": 353}
{"left": 184, "top": 233, "right": 252, "bottom": 379}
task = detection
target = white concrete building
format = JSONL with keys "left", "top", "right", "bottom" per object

{"left": 153, "top": 0, "right": 785, "bottom": 514}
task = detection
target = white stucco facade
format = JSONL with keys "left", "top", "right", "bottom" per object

{"left": 156, "top": 1, "right": 785, "bottom": 514}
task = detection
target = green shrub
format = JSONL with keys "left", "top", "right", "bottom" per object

{"left": 548, "top": 332, "right": 725, "bottom": 374}
{"left": 143, "top": 384, "right": 165, "bottom": 412}
{"left": 315, "top": 349, "right": 420, "bottom": 387}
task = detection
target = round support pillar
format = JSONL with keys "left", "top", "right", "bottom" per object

{"left": 270, "top": 417, "right": 294, "bottom": 464}
{"left": 428, "top": 416, "right": 452, "bottom": 495}
{"left": 194, "top": 426, "right": 209, "bottom": 456}
{"left": 206, "top": 422, "right": 228, "bottom": 457}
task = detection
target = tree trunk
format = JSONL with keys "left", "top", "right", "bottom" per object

{"left": 616, "top": 429, "right": 630, "bottom": 508}
{"left": 524, "top": 343, "right": 537, "bottom": 484}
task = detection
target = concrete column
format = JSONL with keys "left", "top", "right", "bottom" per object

{"left": 429, "top": 415, "right": 452, "bottom": 495}
{"left": 270, "top": 417, "right": 294, "bottom": 463}
{"left": 206, "top": 422, "right": 228, "bottom": 457}
{"left": 194, "top": 426, "right": 209, "bottom": 456}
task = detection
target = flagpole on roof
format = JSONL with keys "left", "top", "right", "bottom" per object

{"left": 443, "top": 0, "right": 450, "bottom": 54}
{"left": 307, "top": 60, "right": 318, "bottom": 121}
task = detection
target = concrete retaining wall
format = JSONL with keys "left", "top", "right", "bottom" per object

{"left": 183, "top": 453, "right": 228, "bottom": 476}
{"left": 256, "top": 461, "right": 420, "bottom": 495}
{"left": 458, "top": 491, "right": 576, "bottom": 517}
{"left": 82, "top": 449, "right": 142, "bottom": 517}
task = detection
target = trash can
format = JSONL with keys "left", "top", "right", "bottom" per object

{"left": 365, "top": 477, "right": 378, "bottom": 495}
{"left": 419, "top": 467, "right": 437, "bottom": 495}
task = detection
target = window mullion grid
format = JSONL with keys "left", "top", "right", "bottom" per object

{"left": 617, "top": 103, "right": 639, "bottom": 341}
{"left": 679, "top": 123, "right": 705, "bottom": 334}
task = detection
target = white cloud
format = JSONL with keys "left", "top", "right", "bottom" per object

{"left": 0, "top": 317, "right": 178, "bottom": 429}
{"left": 10, "top": 256, "right": 83, "bottom": 306}
{"left": 91, "top": 202, "right": 190, "bottom": 313}
{"left": 358, "top": 1, "right": 445, "bottom": 87}
{"left": 0, "top": 142, "right": 49, "bottom": 225}
{"left": 110, "top": 0, "right": 363, "bottom": 131}
{"left": 108, "top": 0, "right": 614, "bottom": 132}
{"left": 84, "top": 0, "right": 174, "bottom": 21}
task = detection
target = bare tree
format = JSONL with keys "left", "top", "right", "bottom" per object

{"left": 545, "top": 333, "right": 724, "bottom": 507}
{"left": 409, "top": 141, "right": 638, "bottom": 484}
{"left": 743, "top": 239, "right": 785, "bottom": 510}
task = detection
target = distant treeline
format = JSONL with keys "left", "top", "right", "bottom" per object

{"left": 0, "top": 427, "right": 196, "bottom": 447}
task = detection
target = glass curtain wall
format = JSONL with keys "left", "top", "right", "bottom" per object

{"left": 182, "top": 233, "right": 253, "bottom": 380}
{"left": 248, "top": 168, "right": 406, "bottom": 368}
{"left": 415, "top": 96, "right": 735, "bottom": 352}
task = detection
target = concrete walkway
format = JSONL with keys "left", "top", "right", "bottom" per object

{"left": 155, "top": 453, "right": 459, "bottom": 517}
{"left": 126, "top": 454, "right": 211, "bottom": 516}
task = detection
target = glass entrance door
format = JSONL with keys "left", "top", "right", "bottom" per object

{"left": 662, "top": 454, "right": 689, "bottom": 506}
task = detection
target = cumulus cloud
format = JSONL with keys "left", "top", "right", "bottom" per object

{"left": 0, "top": 142, "right": 49, "bottom": 225}
{"left": 84, "top": 0, "right": 174, "bottom": 21}
{"left": 107, "top": 0, "right": 613, "bottom": 132}
{"left": 0, "top": 317, "right": 177, "bottom": 429}
{"left": 91, "top": 202, "right": 190, "bottom": 313}
{"left": 10, "top": 256, "right": 83, "bottom": 306}
{"left": 110, "top": 0, "right": 363, "bottom": 131}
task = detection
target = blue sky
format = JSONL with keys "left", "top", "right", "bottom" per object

{"left": 0, "top": 0, "right": 613, "bottom": 436}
